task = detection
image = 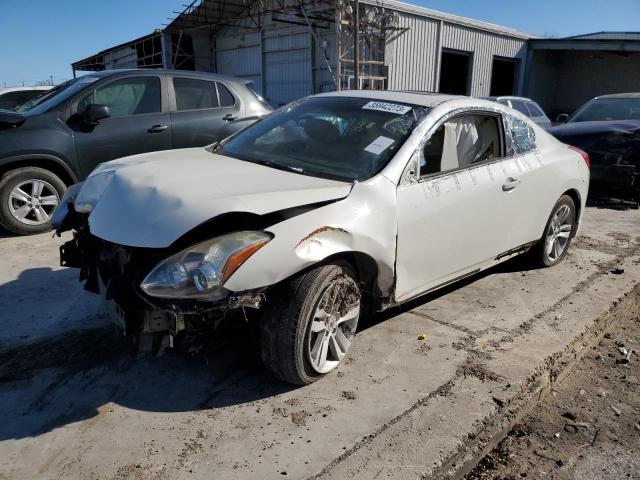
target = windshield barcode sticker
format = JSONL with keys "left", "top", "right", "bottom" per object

{"left": 364, "top": 136, "right": 395, "bottom": 155}
{"left": 362, "top": 101, "right": 412, "bottom": 115}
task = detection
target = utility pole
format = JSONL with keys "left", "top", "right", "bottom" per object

{"left": 353, "top": 0, "right": 360, "bottom": 90}
{"left": 49, "top": 75, "right": 54, "bottom": 86}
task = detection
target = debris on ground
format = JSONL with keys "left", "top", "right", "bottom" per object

{"left": 466, "top": 304, "right": 640, "bottom": 480}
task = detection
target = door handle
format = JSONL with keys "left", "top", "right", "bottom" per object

{"left": 502, "top": 177, "right": 521, "bottom": 192}
{"left": 147, "top": 124, "right": 168, "bottom": 133}
{"left": 222, "top": 113, "right": 237, "bottom": 122}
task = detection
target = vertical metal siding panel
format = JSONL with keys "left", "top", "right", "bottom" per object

{"left": 386, "top": 12, "right": 438, "bottom": 91}
{"left": 439, "top": 22, "right": 526, "bottom": 96}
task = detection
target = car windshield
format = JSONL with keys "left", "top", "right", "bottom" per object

{"left": 216, "top": 96, "right": 430, "bottom": 182}
{"left": 569, "top": 97, "right": 640, "bottom": 122}
{"left": 16, "top": 76, "right": 100, "bottom": 115}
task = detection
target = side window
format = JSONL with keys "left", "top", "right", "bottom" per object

{"left": 76, "top": 92, "right": 93, "bottom": 114}
{"left": 420, "top": 114, "right": 502, "bottom": 177}
{"left": 508, "top": 116, "right": 536, "bottom": 154}
{"left": 217, "top": 82, "right": 235, "bottom": 107}
{"left": 510, "top": 100, "right": 531, "bottom": 117}
{"left": 94, "top": 77, "right": 161, "bottom": 118}
{"left": 173, "top": 77, "right": 218, "bottom": 111}
{"left": 526, "top": 102, "right": 545, "bottom": 118}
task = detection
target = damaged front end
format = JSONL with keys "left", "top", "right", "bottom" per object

{"left": 54, "top": 192, "right": 269, "bottom": 353}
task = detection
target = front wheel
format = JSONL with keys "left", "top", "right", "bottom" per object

{"left": 530, "top": 194, "right": 576, "bottom": 268}
{"left": 0, "top": 167, "right": 66, "bottom": 235}
{"left": 259, "top": 263, "right": 361, "bottom": 385}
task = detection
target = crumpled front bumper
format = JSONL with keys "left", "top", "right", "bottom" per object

{"left": 54, "top": 198, "right": 263, "bottom": 351}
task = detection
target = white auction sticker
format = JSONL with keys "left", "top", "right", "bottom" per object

{"left": 362, "top": 101, "right": 412, "bottom": 115}
{"left": 364, "top": 136, "right": 396, "bottom": 155}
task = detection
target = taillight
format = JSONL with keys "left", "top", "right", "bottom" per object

{"left": 569, "top": 145, "right": 590, "bottom": 168}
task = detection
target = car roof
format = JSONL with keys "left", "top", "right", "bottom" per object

{"left": 76, "top": 69, "right": 252, "bottom": 84}
{"left": 486, "top": 95, "right": 538, "bottom": 103}
{"left": 593, "top": 92, "right": 640, "bottom": 99}
{"left": 314, "top": 90, "right": 463, "bottom": 108}
{"left": 0, "top": 86, "right": 53, "bottom": 94}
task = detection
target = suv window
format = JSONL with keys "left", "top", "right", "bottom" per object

{"left": 510, "top": 100, "right": 530, "bottom": 117}
{"left": 173, "top": 77, "right": 219, "bottom": 111}
{"left": 94, "top": 77, "right": 161, "bottom": 118}
{"left": 217, "top": 82, "right": 235, "bottom": 107}
{"left": 509, "top": 116, "right": 536, "bottom": 154}
{"left": 420, "top": 114, "right": 502, "bottom": 176}
{"left": 526, "top": 102, "right": 545, "bottom": 117}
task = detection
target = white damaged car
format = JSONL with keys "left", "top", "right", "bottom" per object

{"left": 52, "top": 91, "right": 590, "bottom": 384}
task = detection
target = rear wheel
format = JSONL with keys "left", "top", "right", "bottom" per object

{"left": 530, "top": 194, "right": 576, "bottom": 267}
{"left": 0, "top": 167, "right": 66, "bottom": 235}
{"left": 259, "top": 263, "right": 361, "bottom": 385}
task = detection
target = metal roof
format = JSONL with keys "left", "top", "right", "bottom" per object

{"left": 360, "top": 0, "right": 533, "bottom": 40}
{"left": 563, "top": 31, "right": 640, "bottom": 41}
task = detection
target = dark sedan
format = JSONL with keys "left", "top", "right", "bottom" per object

{"left": 0, "top": 69, "right": 272, "bottom": 235}
{"left": 551, "top": 93, "right": 640, "bottom": 202}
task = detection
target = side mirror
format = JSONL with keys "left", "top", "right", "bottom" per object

{"left": 555, "top": 113, "right": 569, "bottom": 124}
{"left": 83, "top": 104, "right": 110, "bottom": 125}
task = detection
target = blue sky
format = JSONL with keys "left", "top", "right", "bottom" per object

{"left": 1, "top": 0, "right": 639, "bottom": 87}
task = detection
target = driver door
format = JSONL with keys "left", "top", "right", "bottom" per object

{"left": 73, "top": 76, "right": 172, "bottom": 177}
{"left": 395, "top": 111, "right": 520, "bottom": 302}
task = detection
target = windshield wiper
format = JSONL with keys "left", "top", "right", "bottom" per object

{"left": 254, "top": 159, "right": 306, "bottom": 175}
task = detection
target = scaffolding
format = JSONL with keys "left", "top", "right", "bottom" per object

{"left": 163, "top": 0, "right": 408, "bottom": 90}
{"left": 72, "top": 0, "right": 408, "bottom": 91}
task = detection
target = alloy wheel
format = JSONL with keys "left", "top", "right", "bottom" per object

{"left": 306, "top": 277, "right": 360, "bottom": 374}
{"left": 545, "top": 204, "right": 573, "bottom": 262}
{"left": 8, "top": 179, "right": 60, "bottom": 226}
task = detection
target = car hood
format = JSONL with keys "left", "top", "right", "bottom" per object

{"left": 86, "top": 148, "right": 352, "bottom": 248}
{"left": 550, "top": 120, "right": 640, "bottom": 138}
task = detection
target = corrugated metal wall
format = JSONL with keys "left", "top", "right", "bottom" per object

{"left": 441, "top": 23, "right": 527, "bottom": 96}
{"left": 191, "top": 6, "right": 528, "bottom": 104}
{"left": 385, "top": 14, "right": 440, "bottom": 91}
{"left": 386, "top": 12, "right": 528, "bottom": 97}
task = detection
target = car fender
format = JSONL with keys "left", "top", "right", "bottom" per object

{"left": 0, "top": 152, "right": 79, "bottom": 183}
{"left": 223, "top": 175, "right": 398, "bottom": 297}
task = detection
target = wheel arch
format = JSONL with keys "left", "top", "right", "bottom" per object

{"left": 562, "top": 188, "right": 582, "bottom": 236}
{"left": 0, "top": 155, "right": 79, "bottom": 186}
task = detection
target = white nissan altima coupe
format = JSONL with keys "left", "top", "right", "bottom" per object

{"left": 52, "top": 91, "right": 590, "bottom": 385}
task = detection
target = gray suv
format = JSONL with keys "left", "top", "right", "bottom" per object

{"left": 0, "top": 69, "right": 271, "bottom": 235}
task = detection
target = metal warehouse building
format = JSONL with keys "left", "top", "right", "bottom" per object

{"left": 71, "top": 0, "right": 640, "bottom": 114}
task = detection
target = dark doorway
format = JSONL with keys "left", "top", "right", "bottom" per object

{"left": 490, "top": 57, "right": 518, "bottom": 96}
{"left": 439, "top": 49, "right": 472, "bottom": 95}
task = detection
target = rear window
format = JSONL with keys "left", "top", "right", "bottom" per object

{"left": 173, "top": 77, "right": 219, "bottom": 110}
{"left": 510, "top": 100, "right": 531, "bottom": 117}
{"left": 526, "top": 102, "right": 545, "bottom": 117}
{"left": 217, "top": 83, "right": 235, "bottom": 107}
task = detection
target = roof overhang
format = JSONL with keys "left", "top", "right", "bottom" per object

{"left": 529, "top": 39, "right": 640, "bottom": 52}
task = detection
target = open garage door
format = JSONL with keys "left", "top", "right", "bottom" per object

{"left": 439, "top": 49, "right": 472, "bottom": 95}
{"left": 490, "top": 56, "right": 518, "bottom": 96}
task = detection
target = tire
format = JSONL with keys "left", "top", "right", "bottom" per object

{"left": 259, "top": 263, "right": 361, "bottom": 385}
{"left": 529, "top": 194, "right": 576, "bottom": 268}
{"left": 0, "top": 167, "right": 66, "bottom": 235}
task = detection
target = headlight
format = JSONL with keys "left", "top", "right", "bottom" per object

{"left": 140, "top": 231, "right": 272, "bottom": 300}
{"left": 74, "top": 170, "right": 115, "bottom": 213}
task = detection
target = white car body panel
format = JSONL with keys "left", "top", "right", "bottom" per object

{"left": 86, "top": 148, "right": 352, "bottom": 248}
{"left": 80, "top": 92, "right": 589, "bottom": 305}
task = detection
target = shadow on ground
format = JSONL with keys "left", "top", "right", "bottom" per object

{"left": 0, "top": 252, "right": 539, "bottom": 442}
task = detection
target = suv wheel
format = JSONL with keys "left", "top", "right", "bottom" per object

{"left": 0, "top": 167, "right": 66, "bottom": 235}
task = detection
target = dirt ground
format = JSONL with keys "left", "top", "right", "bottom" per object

{"left": 1, "top": 206, "right": 640, "bottom": 480}
{"left": 467, "top": 287, "right": 640, "bottom": 480}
